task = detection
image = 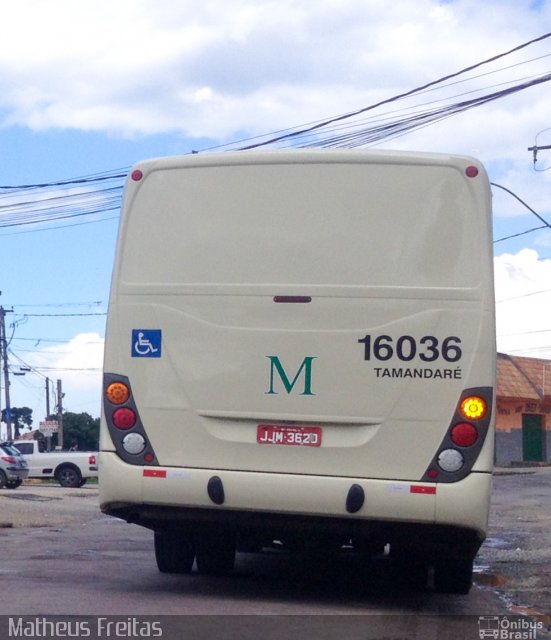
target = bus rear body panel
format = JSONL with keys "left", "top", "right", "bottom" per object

{"left": 100, "top": 150, "right": 495, "bottom": 581}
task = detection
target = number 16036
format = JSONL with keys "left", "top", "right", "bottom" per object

{"left": 358, "top": 334, "right": 462, "bottom": 363}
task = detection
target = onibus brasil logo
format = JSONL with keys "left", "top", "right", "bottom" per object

{"left": 478, "top": 616, "right": 543, "bottom": 639}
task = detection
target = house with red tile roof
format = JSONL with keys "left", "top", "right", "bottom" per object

{"left": 496, "top": 353, "right": 551, "bottom": 465}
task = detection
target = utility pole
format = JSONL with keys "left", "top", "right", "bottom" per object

{"left": 0, "top": 306, "right": 3, "bottom": 439}
{"left": 0, "top": 306, "right": 13, "bottom": 440}
{"left": 45, "top": 377, "right": 51, "bottom": 417}
{"left": 56, "top": 379, "right": 64, "bottom": 449}
{"left": 45, "top": 377, "right": 52, "bottom": 451}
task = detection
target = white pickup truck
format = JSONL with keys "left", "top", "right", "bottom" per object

{"left": 13, "top": 440, "right": 98, "bottom": 488}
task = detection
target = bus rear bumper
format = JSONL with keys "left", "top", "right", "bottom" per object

{"left": 100, "top": 452, "right": 491, "bottom": 546}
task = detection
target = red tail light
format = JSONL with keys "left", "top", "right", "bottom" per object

{"left": 89, "top": 455, "right": 97, "bottom": 465}
{"left": 450, "top": 422, "right": 478, "bottom": 447}
{"left": 1, "top": 456, "right": 16, "bottom": 464}
{"left": 112, "top": 407, "right": 137, "bottom": 430}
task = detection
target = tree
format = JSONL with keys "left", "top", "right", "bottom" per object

{"left": 46, "top": 411, "right": 99, "bottom": 451}
{"left": 1, "top": 406, "right": 33, "bottom": 439}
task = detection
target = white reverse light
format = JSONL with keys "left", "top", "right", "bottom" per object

{"left": 122, "top": 433, "right": 146, "bottom": 455}
{"left": 437, "top": 448, "right": 464, "bottom": 473}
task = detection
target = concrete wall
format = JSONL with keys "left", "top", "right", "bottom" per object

{"left": 495, "top": 399, "right": 550, "bottom": 466}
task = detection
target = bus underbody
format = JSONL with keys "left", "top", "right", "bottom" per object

{"left": 102, "top": 489, "right": 485, "bottom": 595}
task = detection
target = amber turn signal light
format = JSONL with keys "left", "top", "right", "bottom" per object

{"left": 106, "top": 382, "right": 130, "bottom": 405}
{"left": 459, "top": 396, "right": 487, "bottom": 420}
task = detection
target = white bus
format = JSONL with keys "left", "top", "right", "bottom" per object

{"left": 100, "top": 150, "right": 495, "bottom": 593}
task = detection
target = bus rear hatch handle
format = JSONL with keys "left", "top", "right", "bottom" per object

{"left": 273, "top": 296, "right": 312, "bottom": 303}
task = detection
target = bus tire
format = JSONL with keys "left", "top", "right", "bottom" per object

{"left": 194, "top": 529, "right": 236, "bottom": 576}
{"left": 154, "top": 530, "right": 195, "bottom": 574}
{"left": 394, "top": 557, "right": 429, "bottom": 590}
{"left": 390, "top": 546, "right": 429, "bottom": 590}
{"left": 433, "top": 555, "right": 473, "bottom": 594}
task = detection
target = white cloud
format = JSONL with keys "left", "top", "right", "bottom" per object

{"left": 19, "top": 333, "right": 104, "bottom": 417}
{"left": 494, "top": 249, "right": 551, "bottom": 358}
{"left": 0, "top": 0, "right": 550, "bottom": 150}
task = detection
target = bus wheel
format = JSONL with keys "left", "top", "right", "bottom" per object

{"left": 194, "top": 529, "right": 236, "bottom": 576}
{"left": 154, "top": 530, "right": 195, "bottom": 574}
{"left": 394, "top": 557, "right": 429, "bottom": 590}
{"left": 390, "top": 547, "right": 429, "bottom": 590}
{"left": 433, "top": 555, "right": 473, "bottom": 594}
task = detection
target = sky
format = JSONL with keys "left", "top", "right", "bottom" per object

{"left": 0, "top": 0, "right": 550, "bottom": 431}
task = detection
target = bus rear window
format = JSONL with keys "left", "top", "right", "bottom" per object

{"left": 119, "top": 162, "right": 484, "bottom": 289}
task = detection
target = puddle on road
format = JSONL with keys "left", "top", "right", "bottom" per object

{"left": 474, "top": 571, "right": 509, "bottom": 587}
{"left": 475, "top": 568, "right": 551, "bottom": 627}
{"left": 0, "top": 493, "right": 61, "bottom": 502}
{"left": 483, "top": 536, "right": 513, "bottom": 549}
{"left": 509, "top": 604, "right": 551, "bottom": 625}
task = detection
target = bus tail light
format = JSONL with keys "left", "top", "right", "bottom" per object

{"left": 122, "top": 433, "right": 146, "bottom": 455}
{"left": 450, "top": 422, "right": 478, "bottom": 447}
{"left": 113, "top": 408, "right": 137, "bottom": 430}
{"left": 106, "top": 382, "right": 130, "bottom": 405}
{"left": 103, "top": 373, "right": 158, "bottom": 466}
{"left": 459, "top": 395, "right": 487, "bottom": 420}
{"left": 420, "top": 387, "right": 493, "bottom": 483}
{"left": 437, "top": 449, "right": 464, "bottom": 473}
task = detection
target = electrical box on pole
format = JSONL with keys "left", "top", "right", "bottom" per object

{"left": 528, "top": 143, "right": 551, "bottom": 167}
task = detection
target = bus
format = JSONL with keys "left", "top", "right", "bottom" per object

{"left": 99, "top": 149, "right": 495, "bottom": 593}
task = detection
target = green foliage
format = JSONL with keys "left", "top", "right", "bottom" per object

{"left": 1, "top": 406, "right": 33, "bottom": 439}
{"left": 46, "top": 411, "right": 99, "bottom": 451}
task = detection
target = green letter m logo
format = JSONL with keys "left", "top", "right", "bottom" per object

{"left": 266, "top": 356, "right": 317, "bottom": 396}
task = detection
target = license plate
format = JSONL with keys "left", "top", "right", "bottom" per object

{"left": 257, "top": 424, "right": 322, "bottom": 447}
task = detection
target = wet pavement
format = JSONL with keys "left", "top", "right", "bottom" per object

{"left": 0, "top": 469, "right": 549, "bottom": 637}
{"left": 476, "top": 466, "right": 551, "bottom": 623}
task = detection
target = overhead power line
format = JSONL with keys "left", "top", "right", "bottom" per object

{"left": 238, "top": 31, "right": 551, "bottom": 150}
{"left": 0, "top": 185, "right": 122, "bottom": 228}
{"left": 494, "top": 225, "right": 549, "bottom": 244}
{"left": 0, "top": 168, "right": 128, "bottom": 191}
{"left": 291, "top": 73, "right": 551, "bottom": 149}
{"left": 20, "top": 312, "right": 107, "bottom": 317}
{"left": 491, "top": 182, "right": 551, "bottom": 231}
{"left": 1, "top": 32, "right": 550, "bottom": 232}
{"left": 491, "top": 182, "right": 551, "bottom": 244}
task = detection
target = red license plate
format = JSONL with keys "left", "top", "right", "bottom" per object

{"left": 257, "top": 424, "right": 322, "bottom": 447}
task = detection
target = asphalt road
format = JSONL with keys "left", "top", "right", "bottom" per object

{"left": 477, "top": 467, "right": 551, "bottom": 617}
{"left": 0, "top": 472, "right": 549, "bottom": 639}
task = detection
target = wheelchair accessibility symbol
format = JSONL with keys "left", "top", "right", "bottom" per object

{"left": 131, "top": 330, "right": 162, "bottom": 358}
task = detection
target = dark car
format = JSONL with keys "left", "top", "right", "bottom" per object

{"left": 0, "top": 442, "right": 29, "bottom": 489}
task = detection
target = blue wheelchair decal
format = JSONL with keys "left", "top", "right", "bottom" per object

{"left": 132, "top": 330, "right": 162, "bottom": 358}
